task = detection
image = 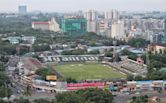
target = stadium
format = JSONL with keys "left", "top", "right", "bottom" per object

{"left": 41, "top": 55, "right": 126, "bottom": 81}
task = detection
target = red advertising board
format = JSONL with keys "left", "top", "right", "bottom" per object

{"left": 67, "top": 82, "right": 105, "bottom": 90}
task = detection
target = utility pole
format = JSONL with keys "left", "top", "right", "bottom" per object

{"left": 113, "top": 40, "right": 117, "bottom": 62}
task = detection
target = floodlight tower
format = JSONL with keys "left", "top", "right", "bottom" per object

{"left": 112, "top": 40, "right": 117, "bottom": 62}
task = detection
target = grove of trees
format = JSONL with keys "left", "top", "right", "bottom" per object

{"left": 56, "top": 88, "right": 113, "bottom": 103}
{"left": 35, "top": 68, "right": 56, "bottom": 80}
{"left": 0, "top": 63, "right": 11, "bottom": 98}
{"left": 128, "top": 38, "right": 148, "bottom": 48}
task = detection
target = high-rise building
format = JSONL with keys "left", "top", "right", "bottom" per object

{"left": 105, "top": 10, "right": 113, "bottom": 20}
{"left": 105, "top": 10, "right": 119, "bottom": 20}
{"left": 61, "top": 16, "right": 87, "bottom": 35}
{"left": 87, "top": 21, "right": 97, "bottom": 33}
{"left": 112, "top": 10, "right": 119, "bottom": 20}
{"left": 97, "top": 20, "right": 111, "bottom": 37}
{"left": 18, "top": 5, "right": 27, "bottom": 14}
{"left": 162, "top": 18, "right": 166, "bottom": 43}
{"left": 111, "top": 21, "right": 125, "bottom": 39}
{"left": 84, "top": 10, "right": 98, "bottom": 33}
{"left": 84, "top": 10, "right": 97, "bottom": 21}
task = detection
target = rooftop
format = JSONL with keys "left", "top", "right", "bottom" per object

{"left": 149, "top": 43, "right": 166, "bottom": 47}
{"left": 21, "top": 57, "right": 44, "bottom": 71}
{"left": 32, "top": 22, "right": 49, "bottom": 25}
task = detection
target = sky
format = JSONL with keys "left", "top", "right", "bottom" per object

{"left": 0, "top": 0, "right": 166, "bottom": 12}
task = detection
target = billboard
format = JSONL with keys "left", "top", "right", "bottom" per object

{"left": 67, "top": 82, "right": 105, "bottom": 90}
{"left": 46, "top": 75, "right": 57, "bottom": 81}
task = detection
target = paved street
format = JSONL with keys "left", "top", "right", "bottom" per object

{"left": 113, "top": 91, "right": 166, "bottom": 103}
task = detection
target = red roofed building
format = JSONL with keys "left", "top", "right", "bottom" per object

{"left": 32, "top": 18, "right": 60, "bottom": 32}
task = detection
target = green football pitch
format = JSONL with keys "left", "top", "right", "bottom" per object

{"left": 54, "top": 63, "right": 126, "bottom": 80}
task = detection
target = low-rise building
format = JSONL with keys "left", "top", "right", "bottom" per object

{"left": 148, "top": 44, "right": 166, "bottom": 54}
{"left": 32, "top": 17, "right": 60, "bottom": 32}
{"left": 6, "top": 56, "right": 20, "bottom": 76}
{"left": 22, "top": 36, "right": 36, "bottom": 44}
{"left": 7, "top": 36, "right": 21, "bottom": 44}
{"left": 2, "top": 36, "right": 36, "bottom": 44}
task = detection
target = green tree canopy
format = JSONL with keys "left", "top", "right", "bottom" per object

{"left": 35, "top": 68, "right": 55, "bottom": 80}
{"left": 56, "top": 88, "right": 113, "bottom": 103}
{"left": 128, "top": 38, "right": 148, "bottom": 48}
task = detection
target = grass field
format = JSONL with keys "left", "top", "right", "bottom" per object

{"left": 54, "top": 63, "right": 126, "bottom": 80}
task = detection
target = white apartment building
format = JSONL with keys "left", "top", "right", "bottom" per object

{"left": 84, "top": 10, "right": 98, "bottom": 33}
{"left": 97, "top": 20, "right": 112, "bottom": 37}
{"left": 105, "top": 10, "right": 119, "bottom": 20}
{"left": 84, "top": 10, "right": 97, "bottom": 21}
{"left": 111, "top": 21, "right": 125, "bottom": 39}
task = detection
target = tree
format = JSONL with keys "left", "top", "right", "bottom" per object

{"left": 128, "top": 38, "right": 147, "bottom": 48}
{"left": 104, "top": 52, "right": 113, "bottom": 57}
{"left": 80, "top": 88, "right": 113, "bottom": 103}
{"left": 33, "top": 44, "right": 50, "bottom": 52}
{"left": 130, "top": 95, "right": 148, "bottom": 103}
{"left": 14, "top": 98, "right": 30, "bottom": 103}
{"left": 0, "top": 43, "right": 17, "bottom": 55}
{"left": 66, "top": 77, "right": 77, "bottom": 83}
{"left": 56, "top": 92, "right": 82, "bottom": 103}
{"left": 23, "top": 85, "right": 32, "bottom": 102}
{"left": 88, "top": 49, "right": 100, "bottom": 54}
{"left": 61, "top": 49, "right": 86, "bottom": 55}
{"left": 0, "top": 56, "right": 9, "bottom": 63}
{"left": 127, "top": 75, "right": 134, "bottom": 81}
{"left": 35, "top": 68, "right": 55, "bottom": 79}
{"left": 0, "top": 99, "right": 12, "bottom": 103}
{"left": 128, "top": 54, "right": 137, "bottom": 61}
{"left": 0, "top": 63, "right": 11, "bottom": 98}
{"left": 33, "top": 99, "right": 52, "bottom": 103}
{"left": 56, "top": 88, "right": 113, "bottom": 103}
{"left": 121, "top": 49, "right": 132, "bottom": 55}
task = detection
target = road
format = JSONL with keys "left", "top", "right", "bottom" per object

{"left": 9, "top": 79, "right": 55, "bottom": 100}
{"left": 113, "top": 91, "right": 166, "bottom": 103}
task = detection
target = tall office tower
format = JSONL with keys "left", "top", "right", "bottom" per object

{"left": 105, "top": 10, "right": 113, "bottom": 20}
{"left": 105, "top": 10, "right": 119, "bottom": 21}
{"left": 162, "top": 18, "right": 166, "bottom": 43}
{"left": 111, "top": 21, "right": 125, "bottom": 40}
{"left": 112, "top": 10, "right": 119, "bottom": 20}
{"left": 84, "top": 10, "right": 97, "bottom": 21}
{"left": 84, "top": 10, "right": 98, "bottom": 33}
{"left": 18, "top": 5, "right": 27, "bottom": 14}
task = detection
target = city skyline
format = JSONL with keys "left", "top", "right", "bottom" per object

{"left": 0, "top": 0, "right": 166, "bottom": 12}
